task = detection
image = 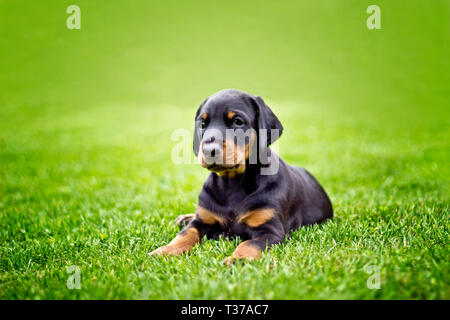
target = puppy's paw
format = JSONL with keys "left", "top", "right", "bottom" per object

{"left": 149, "top": 245, "right": 184, "bottom": 256}
{"left": 224, "top": 241, "right": 262, "bottom": 266}
{"left": 223, "top": 256, "right": 235, "bottom": 266}
{"left": 223, "top": 256, "right": 256, "bottom": 267}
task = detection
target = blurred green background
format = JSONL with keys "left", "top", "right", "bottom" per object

{"left": 0, "top": 0, "right": 448, "bottom": 299}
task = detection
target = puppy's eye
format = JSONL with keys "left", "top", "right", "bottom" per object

{"left": 232, "top": 118, "right": 244, "bottom": 126}
{"left": 200, "top": 120, "right": 207, "bottom": 129}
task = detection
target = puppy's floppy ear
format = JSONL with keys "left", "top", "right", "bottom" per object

{"left": 253, "top": 96, "right": 283, "bottom": 146}
{"left": 193, "top": 99, "right": 208, "bottom": 156}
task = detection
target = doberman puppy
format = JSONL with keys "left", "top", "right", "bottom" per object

{"left": 150, "top": 89, "right": 333, "bottom": 264}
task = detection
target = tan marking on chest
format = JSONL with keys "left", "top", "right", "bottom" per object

{"left": 197, "top": 206, "right": 226, "bottom": 225}
{"left": 238, "top": 208, "right": 275, "bottom": 227}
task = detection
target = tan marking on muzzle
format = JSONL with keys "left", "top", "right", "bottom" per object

{"left": 197, "top": 132, "right": 256, "bottom": 178}
{"left": 223, "top": 139, "right": 247, "bottom": 166}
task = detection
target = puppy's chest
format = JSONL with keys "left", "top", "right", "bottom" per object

{"left": 199, "top": 203, "right": 275, "bottom": 239}
{"left": 210, "top": 217, "right": 250, "bottom": 240}
{"left": 199, "top": 205, "right": 244, "bottom": 228}
{"left": 197, "top": 204, "right": 251, "bottom": 238}
{"left": 201, "top": 182, "right": 269, "bottom": 236}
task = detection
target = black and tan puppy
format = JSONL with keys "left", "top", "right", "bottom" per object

{"left": 150, "top": 89, "right": 332, "bottom": 264}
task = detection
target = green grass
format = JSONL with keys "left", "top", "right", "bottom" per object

{"left": 0, "top": 0, "right": 449, "bottom": 299}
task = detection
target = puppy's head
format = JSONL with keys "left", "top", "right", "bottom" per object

{"left": 193, "top": 89, "right": 283, "bottom": 176}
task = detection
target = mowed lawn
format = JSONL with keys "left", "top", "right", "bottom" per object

{"left": 0, "top": 1, "right": 449, "bottom": 299}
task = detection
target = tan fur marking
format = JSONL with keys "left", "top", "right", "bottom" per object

{"left": 238, "top": 208, "right": 275, "bottom": 227}
{"left": 149, "top": 227, "right": 200, "bottom": 256}
{"left": 224, "top": 240, "right": 262, "bottom": 265}
{"left": 197, "top": 206, "right": 226, "bottom": 225}
{"left": 223, "top": 140, "right": 245, "bottom": 166}
{"left": 215, "top": 164, "right": 245, "bottom": 178}
{"left": 201, "top": 112, "right": 208, "bottom": 120}
{"left": 227, "top": 111, "right": 236, "bottom": 119}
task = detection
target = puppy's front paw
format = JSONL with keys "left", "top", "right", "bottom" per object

{"left": 223, "top": 256, "right": 255, "bottom": 266}
{"left": 223, "top": 256, "right": 236, "bottom": 266}
{"left": 150, "top": 228, "right": 200, "bottom": 257}
{"left": 149, "top": 245, "right": 183, "bottom": 256}
{"left": 224, "top": 241, "right": 262, "bottom": 266}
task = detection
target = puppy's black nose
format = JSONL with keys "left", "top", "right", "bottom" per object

{"left": 202, "top": 143, "right": 220, "bottom": 159}
{"left": 201, "top": 129, "right": 223, "bottom": 165}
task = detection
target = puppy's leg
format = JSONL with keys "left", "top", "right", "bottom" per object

{"left": 224, "top": 219, "right": 284, "bottom": 265}
{"left": 150, "top": 209, "right": 221, "bottom": 256}
{"left": 149, "top": 226, "right": 201, "bottom": 256}
{"left": 224, "top": 233, "right": 284, "bottom": 266}
{"left": 224, "top": 236, "right": 281, "bottom": 265}
{"left": 174, "top": 213, "right": 195, "bottom": 229}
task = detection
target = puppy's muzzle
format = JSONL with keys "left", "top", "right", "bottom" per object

{"left": 199, "top": 129, "right": 226, "bottom": 167}
{"left": 198, "top": 129, "right": 248, "bottom": 170}
{"left": 202, "top": 141, "right": 223, "bottom": 166}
